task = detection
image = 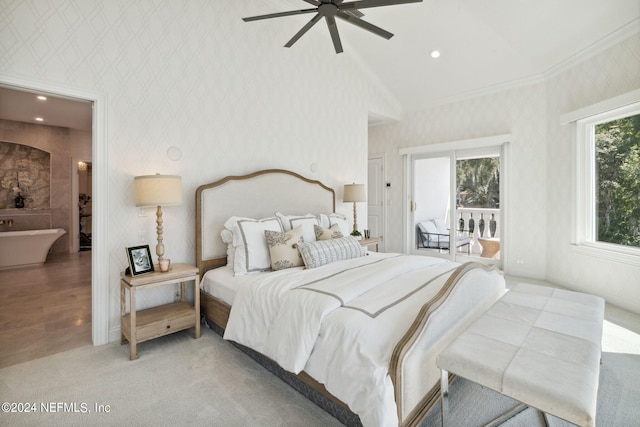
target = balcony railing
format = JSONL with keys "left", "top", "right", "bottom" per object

{"left": 415, "top": 208, "right": 500, "bottom": 259}
{"left": 457, "top": 208, "right": 500, "bottom": 258}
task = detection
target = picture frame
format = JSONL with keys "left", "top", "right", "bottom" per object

{"left": 126, "top": 245, "right": 154, "bottom": 276}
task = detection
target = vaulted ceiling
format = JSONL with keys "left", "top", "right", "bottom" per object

{"left": 275, "top": 0, "right": 640, "bottom": 111}
{"left": 1, "top": 0, "right": 638, "bottom": 130}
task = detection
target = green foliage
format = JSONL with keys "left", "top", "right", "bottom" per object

{"left": 456, "top": 157, "right": 500, "bottom": 208}
{"left": 595, "top": 114, "right": 640, "bottom": 247}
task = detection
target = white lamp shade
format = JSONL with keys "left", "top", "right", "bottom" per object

{"left": 134, "top": 174, "right": 182, "bottom": 207}
{"left": 343, "top": 184, "right": 366, "bottom": 203}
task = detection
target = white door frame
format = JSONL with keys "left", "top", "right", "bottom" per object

{"left": 401, "top": 134, "right": 511, "bottom": 267}
{"left": 368, "top": 154, "right": 386, "bottom": 252}
{"left": 1, "top": 73, "right": 110, "bottom": 346}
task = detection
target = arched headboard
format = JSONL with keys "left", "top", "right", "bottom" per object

{"left": 195, "top": 169, "right": 335, "bottom": 278}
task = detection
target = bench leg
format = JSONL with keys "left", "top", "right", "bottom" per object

{"left": 440, "top": 369, "right": 449, "bottom": 427}
{"left": 537, "top": 409, "right": 551, "bottom": 427}
{"left": 483, "top": 403, "right": 527, "bottom": 427}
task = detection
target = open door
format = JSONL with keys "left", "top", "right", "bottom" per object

{"left": 407, "top": 143, "right": 504, "bottom": 267}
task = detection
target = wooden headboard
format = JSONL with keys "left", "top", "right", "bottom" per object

{"left": 195, "top": 169, "right": 336, "bottom": 278}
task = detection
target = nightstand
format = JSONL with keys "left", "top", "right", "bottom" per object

{"left": 359, "top": 236, "right": 381, "bottom": 252}
{"left": 120, "top": 263, "right": 200, "bottom": 360}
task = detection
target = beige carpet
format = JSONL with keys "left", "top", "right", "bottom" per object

{"left": 2, "top": 317, "right": 639, "bottom": 427}
{"left": 0, "top": 328, "right": 341, "bottom": 426}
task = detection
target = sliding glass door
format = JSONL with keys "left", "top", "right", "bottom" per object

{"left": 408, "top": 144, "right": 504, "bottom": 266}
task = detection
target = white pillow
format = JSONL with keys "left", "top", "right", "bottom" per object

{"left": 220, "top": 229, "right": 235, "bottom": 269}
{"left": 265, "top": 226, "right": 305, "bottom": 271}
{"left": 275, "top": 212, "right": 319, "bottom": 242}
{"left": 328, "top": 214, "right": 350, "bottom": 236}
{"left": 297, "top": 236, "right": 366, "bottom": 269}
{"left": 231, "top": 217, "right": 283, "bottom": 275}
{"left": 318, "top": 213, "right": 331, "bottom": 228}
{"left": 432, "top": 218, "right": 448, "bottom": 234}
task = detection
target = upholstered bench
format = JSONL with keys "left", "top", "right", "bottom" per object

{"left": 437, "top": 283, "right": 604, "bottom": 427}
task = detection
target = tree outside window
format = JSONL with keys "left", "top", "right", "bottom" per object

{"left": 595, "top": 114, "right": 640, "bottom": 248}
{"left": 456, "top": 157, "right": 500, "bottom": 209}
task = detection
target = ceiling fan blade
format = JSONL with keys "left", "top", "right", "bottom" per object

{"left": 243, "top": 8, "right": 317, "bottom": 22}
{"left": 325, "top": 15, "right": 343, "bottom": 54}
{"left": 336, "top": 11, "right": 393, "bottom": 39}
{"left": 339, "top": 0, "right": 422, "bottom": 11}
{"left": 285, "top": 14, "right": 323, "bottom": 48}
{"left": 302, "top": 0, "right": 321, "bottom": 5}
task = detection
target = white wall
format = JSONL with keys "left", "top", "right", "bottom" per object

{"left": 545, "top": 34, "right": 640, "bottom": 314}
{"left": 1, "top": 0, "right": 400, "bottom": 340}
{"left": 370, "top": 82, "right": 549, "bottom": 279}
{"left": 370, "top": 33, "right": 640, "bottom": 314}
{"left": 414, "top": 157, "right": 450, "bottom": 224}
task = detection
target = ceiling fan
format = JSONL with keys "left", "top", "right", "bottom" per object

{"left": 243, "top": 0, "right": 423, "bottom": 54}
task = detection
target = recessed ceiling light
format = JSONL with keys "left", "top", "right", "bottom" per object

{"left": 430, "top": 50, "right": 441, "bottom": 59}
{"left": 35, "top": 117, "right": 44, "bottom": 122}
{"left": 37, "top": 95, "right": 47, "bottom": 101}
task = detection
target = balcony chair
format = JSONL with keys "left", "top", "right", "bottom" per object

{"left": 416, "top": 219, "right": 471, "bottom": 254}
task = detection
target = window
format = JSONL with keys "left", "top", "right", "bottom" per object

{"left": 571, "top": 94, "right": 640, "bottom": 259}
{"left": 594, "top": 114, "right": 640, "bottom": 248}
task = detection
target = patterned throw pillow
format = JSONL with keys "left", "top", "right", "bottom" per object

{"left": 265, "top": 226, "right": 305, "bottom": 271}
{"left": 297, "top": 236, "right": 365, "bottom": 269}
{"left": 318, "top": 213, "right": 349, "bottom": 236}
{"left": 314, "top": 224, "right": 343, "bottom": 240}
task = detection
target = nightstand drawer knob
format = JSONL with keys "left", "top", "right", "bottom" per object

{"left": 166, "top": 325, "right": 171, "bottom": 329}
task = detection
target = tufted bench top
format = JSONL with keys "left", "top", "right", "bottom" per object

{"left": 437, "top": 283, "right": 605, "bottom": 427}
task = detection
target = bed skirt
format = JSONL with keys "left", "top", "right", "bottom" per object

{"left": 204, "top": 317, "right": 363, "bottom": 427}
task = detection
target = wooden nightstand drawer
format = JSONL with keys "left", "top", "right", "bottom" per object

{"left": 122, "top": 302, "right": 196, "bottom": 344}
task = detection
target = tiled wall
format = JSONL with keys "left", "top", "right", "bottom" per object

{"left": 0, "top": 141, "right": 50, "bottom": 210}
{"left": 0, "top": 120, "right": 71, "bottom": 253}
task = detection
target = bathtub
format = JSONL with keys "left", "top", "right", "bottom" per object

{"left": 0, "top": 228, "right": 67, "bottom": 269}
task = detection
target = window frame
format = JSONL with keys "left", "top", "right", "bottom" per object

{"left": 570, "top": 95, "right": 640, "bottom": 264}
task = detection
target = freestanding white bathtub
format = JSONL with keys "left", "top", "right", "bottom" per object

{"left": 0, "top": 228, "right": 67, "bottom": 269}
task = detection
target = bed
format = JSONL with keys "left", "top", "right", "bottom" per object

{"left": 196, "top": 169, "right": 505, "bottom": 427}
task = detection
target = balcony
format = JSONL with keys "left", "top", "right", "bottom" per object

{"left": 416, "top": 208, "right": 500, "bottom": 259}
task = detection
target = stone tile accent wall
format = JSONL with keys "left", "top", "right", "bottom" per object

{"left": 0, "top": 120, "right": 72, "bottom": 253}
{"left": 0, "top": 141, "right": 50, "bottom": 209}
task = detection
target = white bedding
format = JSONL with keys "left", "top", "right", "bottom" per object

{"left": 201, "top": 265, "right": 269, "bottom": 305}
{"left": 220, "top": 252, "right": 475, "bottom": 427}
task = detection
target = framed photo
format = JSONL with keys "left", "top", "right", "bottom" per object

{"left": 126, "top": 245, "right": 154, "bottom": 276}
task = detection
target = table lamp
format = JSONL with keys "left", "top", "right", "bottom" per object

{"left": 343, "top": 183, "right": 366, "bottom": 233}
{"left": 134, "top": 174, "right": 182, "bottom": 263}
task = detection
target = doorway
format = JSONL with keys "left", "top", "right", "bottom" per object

{"left": 368, "top": 155, "right": 385, "bottom": 251}
{"left": 0, "top": 75, "right": 109, "bottom": 354}
{"left": 402, "top": 136, "right": 509, "bottom": 267}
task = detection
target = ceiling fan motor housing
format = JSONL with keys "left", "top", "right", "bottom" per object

{"left": 318, "top": 3, "right": 338, "bottom": 17}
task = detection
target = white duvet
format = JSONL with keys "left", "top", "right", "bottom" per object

{"left": 223, "top": 252, "right": 460, "bottom": 427}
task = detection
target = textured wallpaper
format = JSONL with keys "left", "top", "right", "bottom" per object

{"left": 370, "top": 82, "right": 548, "bottom": 278}
{"left": 545, "top": 33, "right": 640, "bottom": 314}
{"left": 0, "top": 0, "right": 400, "bottom": 339}
{"left": 371, "top": 33, "right": 640, "bottom": 314}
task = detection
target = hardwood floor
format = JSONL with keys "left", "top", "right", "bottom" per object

{"left": 0, "top": 251, "right": 91, "bottom": 368}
